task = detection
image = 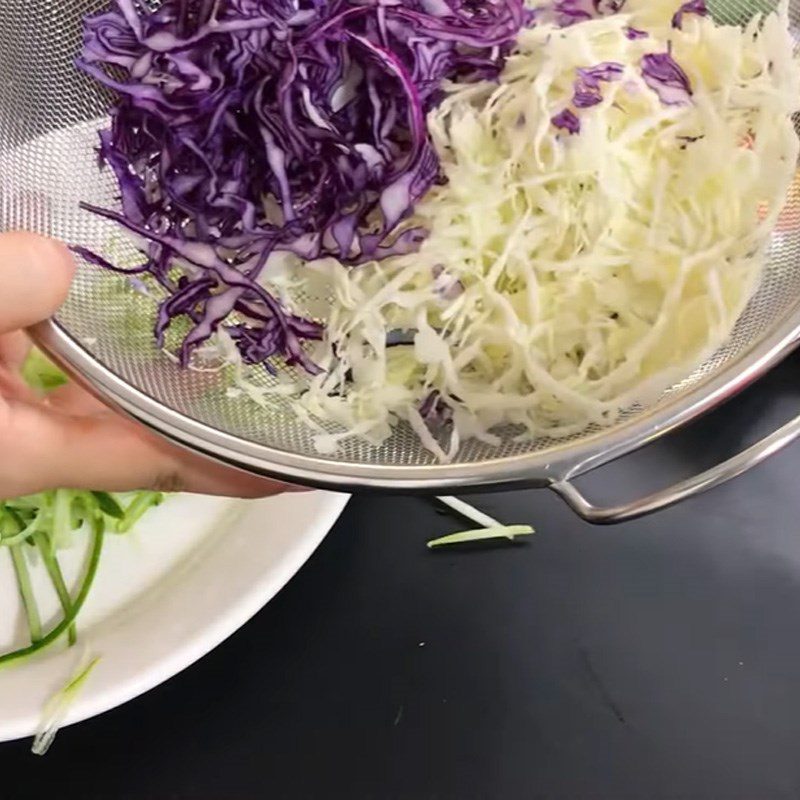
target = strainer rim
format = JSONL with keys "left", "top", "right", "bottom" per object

{"left": 31, "top": 296, "right": 800, "bottom": 492}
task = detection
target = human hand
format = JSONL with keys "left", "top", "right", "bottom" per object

{"left": 0, "top": 232, "right": 297, "bottom": 498}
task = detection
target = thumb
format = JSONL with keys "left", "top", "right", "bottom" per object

{"left": 0, "top": 396, "right": 292, "bottom": 497}
{"left": 0, "top": 232, "right": 74, "bottom": 334}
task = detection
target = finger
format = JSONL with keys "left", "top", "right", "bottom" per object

{"left": 0, "top": 368, "right": 36, "bottom": 403}
{"left": 0, "top": 232, "right": 74, "bottom": 334}
{"left": 45, "top": 381, "right": 109, "bottom": 416}
{"left": 0, "top": 332, "right": 33, "bottom": 372}
{"left": 0, "top": 399, "right": 296, "bottom": 498}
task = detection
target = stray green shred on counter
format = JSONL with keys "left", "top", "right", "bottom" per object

{"left": 429, "top": 496, "right": 534, "bottom": 548}
{"left": 427, "top": 524, "right": 535, "bottom": 549}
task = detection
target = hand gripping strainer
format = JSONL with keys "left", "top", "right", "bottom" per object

{"left": 2, "top": 0, "right": 800, "bottom": 523}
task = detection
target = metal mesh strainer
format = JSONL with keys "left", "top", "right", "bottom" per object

{"left": 2, "top": 0, "right": 800, "bottom": 520}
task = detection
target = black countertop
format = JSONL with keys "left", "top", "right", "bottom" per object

{"left": 3, "top": 355, "right": 800, "bottom": 799}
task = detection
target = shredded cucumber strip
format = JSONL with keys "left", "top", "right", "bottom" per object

{"left": 33, "top": 532, "right": 77, "bottom": 647}
{"left": 32, "top": 655, "right": 101, "bottom": 756}
{"left": 0, "top": 519, "right": 105, "bottom": 669}
{"left": 431, "top": 497, "right": 535, "bottom": 548}
{"left": 9, "top": 545, "right": 42, "bottom": 644}
{"left": 428, "top": 524, "right": 535, "bottom": 548}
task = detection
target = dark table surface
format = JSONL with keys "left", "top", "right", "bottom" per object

{"left": 4, "top": 355, "right": 800, "bottom": 800}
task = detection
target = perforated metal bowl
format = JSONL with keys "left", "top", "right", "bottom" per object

{"left": 2, "top": 0, "right": 800, "bottom": 522}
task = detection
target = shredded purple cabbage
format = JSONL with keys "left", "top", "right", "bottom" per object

{"left": 549, "top": 0, "right": 626, "bottom": 27}
{"left": 419, "top": 390, "right": 453, "bottom": 428}
{"left": 641, "top": 51, "right": 693, "bottom": 106}
{"left": 594, "top": 0, "right": 626, "bottom": 12}
{"left": 672, "top": 0, "right": 708, "bottom": 30}
{"left": 77, "top": 0, "right": 525, "bottom": 372}
{"left": 573, "top": 62, "right": 624, "bottom": 108}
{"left": 432, "top": 264, "right": 464, "bottom": 301}
{"left": 552, "top": 108, "right": 581, "bottom": 134}
{"left": 625, "top": 26, "right": 648, "bottom": 40}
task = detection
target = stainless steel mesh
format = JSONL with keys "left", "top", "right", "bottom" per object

{"left": 1, "top": 0, "right": 799, "bottom": 484}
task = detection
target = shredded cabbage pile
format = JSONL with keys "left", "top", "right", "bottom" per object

{"left": 279, "top": 0, "right": 800, "bottom": 459}
{"left": 77, "top": 0, "right": 526, "bottom": 374}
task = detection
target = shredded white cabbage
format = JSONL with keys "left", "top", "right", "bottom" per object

{"left": 283, "top": 1, "right": 800, "bottom": 459}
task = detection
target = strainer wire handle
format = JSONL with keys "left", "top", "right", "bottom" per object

{"left": 550, "top": 412, "right": 800, "bottom": 524}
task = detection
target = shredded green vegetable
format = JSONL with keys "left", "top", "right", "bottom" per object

{"left": 9, "top": 544, "right": 42, "bottom": 643}
{"left": 1, "top": 350, "right": 164, "bottom": 666}
{"left": 427, "top": 524, "right": 535, "bottom": 549}
{"left": 34, "top": 530, "right": 78, "bottom": 646}
{"left": 32, "top": 655, "right": 101, "bottom": 756}
{"left": 20, "top": 347, "right": 69, "bottom": 394}
{"left": 429, "top": 496, "right": 535, "bottom": 549}
{"left": 0, "top": 519, "right": 105, "bottom": 668}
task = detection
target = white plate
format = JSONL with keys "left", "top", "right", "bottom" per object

{"left": 0, "top": 491, "right": 349, "bottom": 743}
